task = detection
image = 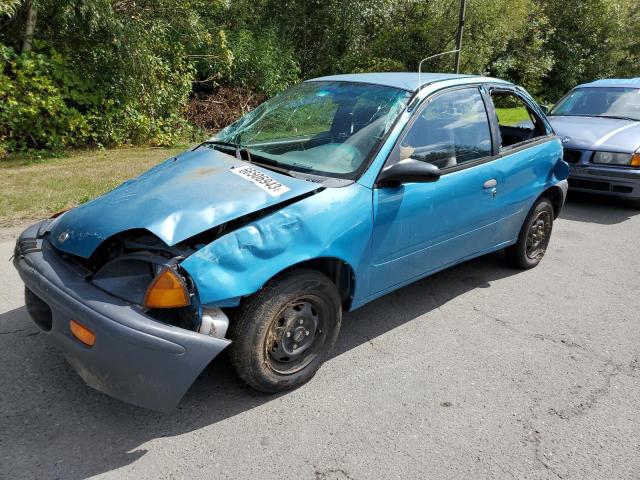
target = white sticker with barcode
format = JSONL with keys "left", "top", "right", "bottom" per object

{"left": 230, "top": 165, "right": 291, "bottom": 196}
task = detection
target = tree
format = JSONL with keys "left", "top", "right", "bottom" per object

{"left": 542, "top": 0, "right": 632, "bottom": 99}
{"left": 20, "top": 0, "right": 35, "bottom": 52}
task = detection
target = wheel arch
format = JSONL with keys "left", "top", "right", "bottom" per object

{"left": 539, "top": 185, "right": 565, "bottom": 219}
{"left": 268, "top": 257, "right": 357, "bottom": 311}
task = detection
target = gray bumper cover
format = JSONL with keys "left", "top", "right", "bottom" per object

{"left": 569, "top": 165, "right": 640, "bottom": 199}
{"left": 13, "top": 223, "right": 230, "bottom": 412}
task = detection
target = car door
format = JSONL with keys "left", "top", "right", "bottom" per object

{"left": 484, "top": 87, "right": 560, "bottom": 241}
{"left": 369, "top": 86, "right": 506, "bottom": 295}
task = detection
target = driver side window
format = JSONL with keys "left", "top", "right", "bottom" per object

{"left": 400, "top": 88, "right": 493, "bottom": 169}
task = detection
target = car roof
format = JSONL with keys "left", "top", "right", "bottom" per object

{"left": 306, "top": 72, "right": 510, "bottom": 92}
{"left": 576, "top": 78, "right": 640, "bottom": 89}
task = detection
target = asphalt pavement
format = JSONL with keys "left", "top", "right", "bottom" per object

{"left": 1, "top": 192, "right": 639, "bottom": 480}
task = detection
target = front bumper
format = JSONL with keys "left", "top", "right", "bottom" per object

{"left": 13, "top": 222, "right": 230, "bottom": 412}
{"left": 567, "top": 164, "right": 640, "bottom": 200}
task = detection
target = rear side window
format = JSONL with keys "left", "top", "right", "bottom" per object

{"left": 400, "top": 88, "right": 492, "bottom": 169}
{"left": 490, "top": 91, "right": 547, "bottom": 149}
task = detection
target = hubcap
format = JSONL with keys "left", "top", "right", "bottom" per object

{"left": 526, "top": 210, "right": 551, "bottom": 259}
{"left": 265, "top": 299, "right": 324, "bottom": 374}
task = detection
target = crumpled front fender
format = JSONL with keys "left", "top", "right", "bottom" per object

{"left": 180, "top": 183, "right": 374, "bottom": 306}
{"left": 14, "top": 227, "right": 230, "bottom": 412}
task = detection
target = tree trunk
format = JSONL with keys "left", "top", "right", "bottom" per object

{"left": 22, "top": 0, "right": 37, "bottom": 53}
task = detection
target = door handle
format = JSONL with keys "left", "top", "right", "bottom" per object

{"left": 483, "top": 179, "right": 498, "bottom": 198}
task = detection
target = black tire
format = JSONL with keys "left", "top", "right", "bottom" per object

{"left": 228, "top": 269, "right": 342, "bottom": 393}
{"left": 505, "top": 197, "right": 554, "bottom": 269}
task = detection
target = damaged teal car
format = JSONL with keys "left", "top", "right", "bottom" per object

{"left": 14, "top": 73, "right": 569, "bottom": 411}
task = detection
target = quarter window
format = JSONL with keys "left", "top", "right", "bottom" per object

{"left": 490, "top": 91, "right": 546, "bottom": 149}
{"left": 399, "top": 88, "right": 492, "bottom": 169}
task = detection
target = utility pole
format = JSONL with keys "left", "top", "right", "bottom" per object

{"left": 454, "top": 0, "right": 466, "bottom": 74}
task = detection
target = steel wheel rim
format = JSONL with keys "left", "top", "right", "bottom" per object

{"left": 264, "top": 296, "right": 327, "bottom": 375}
{"left": 525, "top": 210, "right": 552, "bottom": 260}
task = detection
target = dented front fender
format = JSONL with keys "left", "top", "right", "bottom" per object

{"left": 180, "top": 183, "right": 374, "bottom": 307}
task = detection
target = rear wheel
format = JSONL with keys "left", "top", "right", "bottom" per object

{"left": 506, "top": 197, "right": 554, "bottom": 269}
{"left": 228, "top": 269, "right": 342, "bottom": 393}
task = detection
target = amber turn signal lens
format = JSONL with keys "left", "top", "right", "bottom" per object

{"left": 631, "top": 153, "right": 640, "bottom": 168}
{"left": 144, "top": 268, "right": 190, "bottom": 308}
{"left": 70, "top": 320, "right": 96, "bottom": 347}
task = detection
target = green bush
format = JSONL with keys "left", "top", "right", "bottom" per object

{"left": 226, "top": 29, "right": 300, "bottom": 96}
{"left": 2, "top": 0, "right": 640, "bottom": 154}
{"left": 1, "top": 0, "right": 230, "bottom": 153}
{"left": 337, "top": 55, "right": 406, "bottom": 74}
{"left": 0, "top": 43, "right": 93, "bottom": 152}
{"left": 0, "top": 41, "right": 200, "bottom": 152}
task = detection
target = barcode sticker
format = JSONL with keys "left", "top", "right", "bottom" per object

{"left": 231, "top": 165, "right": 291, "bottom": 196}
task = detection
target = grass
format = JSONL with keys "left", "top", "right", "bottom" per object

{"left": 495, "top": 107, "right": 532, "bottom": 126}
{"left": 0, "top": 147, "right": 184, "bottom": 227}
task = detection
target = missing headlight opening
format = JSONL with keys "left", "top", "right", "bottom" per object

{"left": 59, "top": 229, "right": 223, "bottom": 337}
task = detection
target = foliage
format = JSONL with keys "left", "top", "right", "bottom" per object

{"left": 1, "top": 0, "right": 230, "bottom": 152}
{"left": 0, "top": 43, "right": 93, "bottom": 152}
{"left": 542, "top": 0, "right": 634, "bottom": 100}
{"left": 1, "top": 0, "right": 640, "bottom": 153}
{"left": 226, "top": 29, "right": 300, "bottom": 97}
{"left": 0, "top": 0, "right": 22, "bottom": 16}
{"left": 488, "top": 3, "right": 555, "bottom": 95}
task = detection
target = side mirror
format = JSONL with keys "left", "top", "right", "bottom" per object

{"left": 377, "top": 159, "right": 441, "bottom": 187}
{"left": 540, "top": 105, "right": 550, "bottom": 115}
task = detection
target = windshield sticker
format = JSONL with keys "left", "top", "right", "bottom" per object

{"left": 231, "top": 166, "right": 291, "bottom": 196}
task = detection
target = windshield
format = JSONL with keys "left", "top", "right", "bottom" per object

{"left": 549, "top": 87, "right": 640, "bottom": 121}
{"left": 212, "top": 81, "right": 412, "bottom": 178}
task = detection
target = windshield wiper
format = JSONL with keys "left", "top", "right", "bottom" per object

{"left": 598, "top": 115, "right": 638, "bottom": 121}
{"left": 204, "top": 140, "right": 256, "bottom": 162}
{"left": 553, "top": 114, "right": 639, "bottom": 121}
{"left": 205, "top": 140, "right": 239, "bottom": 148}
{"left": 204, "top": 140, "right": 243, "bottom": 155}
{"left": 244, "top": 152, "right": 296, "bottom": 178}
{"left": 203, "top": 140, "right": 294, "bottom": 177}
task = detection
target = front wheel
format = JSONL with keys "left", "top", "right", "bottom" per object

{"left": 228, "top": 269, "right": 342, "bottom": 393}
{"left": 505, "top": 197, "right": 554, "bottom": 269}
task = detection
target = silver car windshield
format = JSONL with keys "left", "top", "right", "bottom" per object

{"left": 550, "top": 87, "right": 640, "bottom": 121}
{"left": 212, "top": 81, "right": 412, "bottom": 179}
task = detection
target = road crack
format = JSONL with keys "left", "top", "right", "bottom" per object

{"left": 471, "top": 306, "right": 609, "bottom": 363}
{"left": 314, "top": 467, "right": 355, "bottom": 480}
{"left": 0, "top": 328, "right": 27, "bottom": 335}
{"left": 520, "top": 399, "right": 566, "bottom": 479}
{"left": 472, "top": 305, "right": 637, "bottom": 421}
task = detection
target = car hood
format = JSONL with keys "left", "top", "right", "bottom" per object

{"left": 48, "top": 148, "right": 321, "bottom": 258}
{"left": 548, "top": 115, "right": 640, "bottom": 152}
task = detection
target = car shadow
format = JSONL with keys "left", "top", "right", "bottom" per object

{"left": 0, "top": 252, "right": 517, "bottom": 479}
{"left": 560, "top": 191, "right": 640, "bottom": 225}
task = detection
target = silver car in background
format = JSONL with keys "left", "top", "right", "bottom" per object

{"left": 547, "top": 78, "right": 640, "bottom": 208}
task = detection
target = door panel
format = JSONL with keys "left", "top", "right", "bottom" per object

{"left": 370, "top": 161, "right": 505, "bottom": 294}
{"left": 489, "top": 138, "right": 562, "bottom": 239}
{"left": 486, "top": 89, "right": 563, "bottom": 239}
{"left": 369, "top": 87, "right": 502, "bottom": 295}
{"left": 367, "top": 87, "right": 561, "bottom": 296}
